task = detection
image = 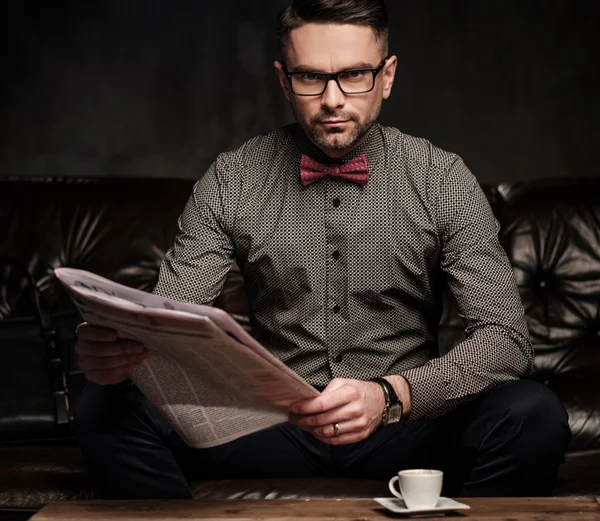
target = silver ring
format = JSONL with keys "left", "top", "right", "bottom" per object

{"left": 333, "top": 422, "right": 340, "bottom": 437}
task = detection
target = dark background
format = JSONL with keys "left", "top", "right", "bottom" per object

{"left": 1, "top": 0, "right": 599, "bottom": 183}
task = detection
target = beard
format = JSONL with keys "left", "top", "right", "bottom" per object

{"left": 293, "top": 100, "right": 382, "bottom": 154}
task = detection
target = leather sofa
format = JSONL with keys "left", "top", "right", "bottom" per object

{"left": 1, "top": 176, "right": 599, "bottom": 516}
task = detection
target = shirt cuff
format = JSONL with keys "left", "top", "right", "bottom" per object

{"left": 400, "top": 364, "right": 448, "bottom": 421}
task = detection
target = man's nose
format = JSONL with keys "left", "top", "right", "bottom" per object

{"left": 320, "top": 79, "right": 345, "bottom": 110}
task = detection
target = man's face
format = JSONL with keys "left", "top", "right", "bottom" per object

{"left": 275, "top": 23, "right": 396, "bottom": 158}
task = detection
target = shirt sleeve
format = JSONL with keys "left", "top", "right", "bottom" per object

{"left": 152, "top": 154, "right": 237, "bottom": 304}
{"left": 401, "top": 157, "right": 534, "bottom": 420}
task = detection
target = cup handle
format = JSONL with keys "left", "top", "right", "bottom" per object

{"left": 388, "top": 475, "right": 402, "bottom": 498}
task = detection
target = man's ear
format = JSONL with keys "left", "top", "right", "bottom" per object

{"left": 381, "top": 55, "right": 398, "bottom": 100}
{"left": 274, "top": 61, "right": 292, "bottom": 102}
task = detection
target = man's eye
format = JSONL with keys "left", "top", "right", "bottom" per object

{"left": 301, "top": 73, "right": 320, "bottom": 82}
{"left": 341, "top": 70, "right": 366, "bottom": 81}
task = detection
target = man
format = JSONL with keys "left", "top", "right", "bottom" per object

{"left": 74, "top": 0, "right": 571, "bottom": 500}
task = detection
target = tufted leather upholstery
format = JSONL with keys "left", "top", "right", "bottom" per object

{"left": 498, "top": 179, "right": 600, "bottom": 452}
{"left": 0, "top": 176, "right": 598, "bottom": 510}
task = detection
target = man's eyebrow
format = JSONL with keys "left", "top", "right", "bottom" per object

{"left": 289, "top": 61, "right": 377, "bottom": 72}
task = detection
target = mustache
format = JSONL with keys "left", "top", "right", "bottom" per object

{"left": 311, "top": 112, "right": 356, "bottom": 123}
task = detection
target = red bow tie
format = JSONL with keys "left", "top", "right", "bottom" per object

{"left": 300, "top": 154, "right": 369, "bottom": 187}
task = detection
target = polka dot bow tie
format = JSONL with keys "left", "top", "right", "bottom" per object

{"left": 300, "top": 153, "right": 369, "bottom": 187}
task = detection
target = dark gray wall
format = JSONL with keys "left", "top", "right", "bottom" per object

{"left": 2, "top": 0, "right": 599, "bottom": 183}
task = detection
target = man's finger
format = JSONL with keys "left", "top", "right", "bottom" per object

{"left": 76, "top": 323, "right": 120, "bottom": 342}
{"left": 289, "top": 402, "right": 361, "bottom": 429}
{"left": 76, "top": 339, "right": 147, "bottom": 357}
{"left": 85, "top": 366, "right": 134, "bottom": 386}
{"left": 290, "top": 384, "right": 357, "bottom": 415}
{"left": 78, "top": 353, "right": 147, "bottom": 372}
{"left": 314, "top": 417, "right": 368, "bottom": 439}
{"left": 322, "top": 378, "right": 348, "bottom": 394}
{"left": 315, "top": 429, "right": 370, "bottom": 446}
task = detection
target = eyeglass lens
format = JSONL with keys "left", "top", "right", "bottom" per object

{"left": 291, "top": 70, "right": 375, "bottom": 95}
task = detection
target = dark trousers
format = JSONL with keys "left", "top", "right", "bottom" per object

{"left": 75, "top": 379, "right": 571, "bottom": 499}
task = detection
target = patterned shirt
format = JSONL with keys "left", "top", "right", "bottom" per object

{"left": 153, "top": 123, "right": 533, "bottom": 421}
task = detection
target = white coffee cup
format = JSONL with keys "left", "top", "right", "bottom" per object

{"left": 388, "top": 469, "right": 443, "bottom": 510}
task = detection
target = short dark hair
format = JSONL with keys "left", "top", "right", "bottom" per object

{"left": 277, "top": 0, "right": 389, "bottom": 61}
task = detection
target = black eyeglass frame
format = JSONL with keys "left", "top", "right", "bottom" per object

{"left": 283, "top": 57, "right": 389, "bottom": 96}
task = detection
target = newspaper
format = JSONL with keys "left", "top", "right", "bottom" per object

{"left": 54, "top": 268, "right": 319, "bottom": 448}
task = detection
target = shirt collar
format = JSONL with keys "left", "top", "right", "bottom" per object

{"left": 292, "top": 122, "right": 385, "bottom": 169}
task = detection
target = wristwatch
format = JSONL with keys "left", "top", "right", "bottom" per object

{"left": 371, "top": 377, "right": 403, "bottom": 427}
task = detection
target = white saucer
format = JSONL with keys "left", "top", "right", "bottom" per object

{"left": 374, "top": 497, "right": 470, "bottom": 516}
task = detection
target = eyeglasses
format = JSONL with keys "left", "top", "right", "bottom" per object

{"left": 283, "top": 57, "right": 389, "bottom": 96}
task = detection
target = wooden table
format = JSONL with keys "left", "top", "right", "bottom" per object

{"left": 30, "top": 497, "right": 600, "bottom": 521}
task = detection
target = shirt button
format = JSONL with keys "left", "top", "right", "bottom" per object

{"left": 335, "top": 353, "right": 344, "bottom": 363}
{"left": 333, "top": 304, "right": 341, "bottom": 313}
{"left": 332, "top": 250, "right": 340, "bottom": 260}
{"left": 332, "top": 198, "right": 341, "bottom": 208}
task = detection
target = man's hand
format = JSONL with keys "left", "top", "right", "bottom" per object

{"left": 75, "top": 322, "right": 148, "bottom": 385}
{"left": 288, "top": 378, "right": 385, "bottom": 445}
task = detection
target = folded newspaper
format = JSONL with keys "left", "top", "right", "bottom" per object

{"left": 54, "top": 268, "right": 319, "bottom": 448}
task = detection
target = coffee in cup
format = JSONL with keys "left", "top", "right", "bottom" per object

{"left": 388, "top": 469, "right": 443, "bottom": 509}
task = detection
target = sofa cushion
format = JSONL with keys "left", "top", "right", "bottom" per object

{"left": 554, "top": 449, "right": 600, "bottom": 497}
{"left": 0, "top": 444, "right": 596, "bottom": 510}
{"left": 190, "top": 478, "right": 389, "bottom": 500}
{"left": 0, "top": 444, "right": 97, "bottom": 510}
{"left": 0, "top": 444, "right": 389, "bottom": 509}
{"left": 497, "top": 179, "right": 600, "bottom": 453}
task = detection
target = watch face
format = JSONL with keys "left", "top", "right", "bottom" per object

{"left": 388, "top": 404, "right": 402, "bottom": 424}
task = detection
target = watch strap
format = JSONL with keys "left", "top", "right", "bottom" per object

{"left": 371, "top": 377, "right": 402, "bottom": 427}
